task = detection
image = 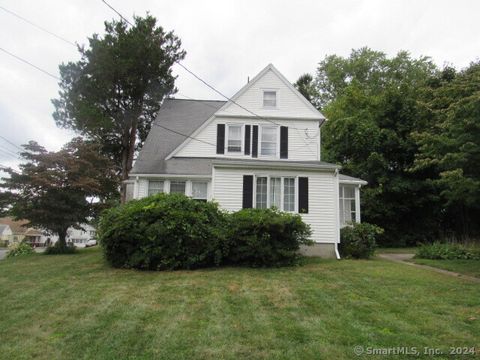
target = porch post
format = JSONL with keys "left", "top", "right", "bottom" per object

{"left": 355, "top": 186, "right": 361, "bottom": 223}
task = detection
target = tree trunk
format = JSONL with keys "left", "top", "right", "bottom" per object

{"left": 120, "top": 115, "right": 139, "bottom": 203}
{"left": 58, "top": 228, "right": 68, "bottom": 248}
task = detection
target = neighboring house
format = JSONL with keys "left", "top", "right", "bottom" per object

{"left": 128, "top": 64, "right": 367, "bottom": 258}
{"left": 0, "top": 217, "right": 44, "bottom": 247}
{"left": 65, "top": 224, "right": 97, "bottom": 247}
{"left": 0, "top": 224, "right": 13, "bottom": 247}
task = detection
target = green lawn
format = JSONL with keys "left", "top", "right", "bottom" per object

{"left": 412, "top": 258, "right": 480, "bottom": 278}
{"left": 0, "top": 248, "right": 479, "bottom": 360}
{"left": 376, "top": 247, "right": 417, "bottom": 254}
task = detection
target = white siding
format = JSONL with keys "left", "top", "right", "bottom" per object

{"left": 216, "top": 68, "right": 320, "bottom": 119}
{"left": 213, "top": 167, "right": 338, "bottom": 243}
{"left": 176, "top": 117, "right": 319, "bottom": 161}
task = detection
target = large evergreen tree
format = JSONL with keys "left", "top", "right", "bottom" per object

{"left": 52, "top": 15, "right": 186, "bottom": 201}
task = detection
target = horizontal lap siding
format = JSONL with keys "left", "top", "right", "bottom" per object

{"left": 177, "top": 117, "right": 318, "bottom": 161}
{"left": 213, "top": 167, "right": 337, "bottom": 243}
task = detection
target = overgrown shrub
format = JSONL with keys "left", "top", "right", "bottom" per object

{"left": 98, "top": 193, "right": 228, "bottom": 270}
{"left": 415, "top": 242, "right": 480, "bottom": 260}
{"left": 7, "top": 242, "right": 34, "bottom": 258}
{"left": 224, "top": 208, "right": 312, "bottom": 267}
{"left": 45, "top": 242, "right": 77, "bottom": 255}
{"left": 339, "top": 222, "right": 383, "bottom": 259}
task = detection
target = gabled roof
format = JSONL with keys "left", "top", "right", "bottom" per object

{"left": 0, "top": 217, "right": 34, "bottom": 235}
{"left": 131, "top": 99, "right": 225, "bottom": 175}
{"left": 215, "top": 63, "right": 325, "bottom": 120}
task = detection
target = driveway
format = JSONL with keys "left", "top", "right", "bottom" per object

{"left": 0, "top": 249, "right": 8, "bottom": 260}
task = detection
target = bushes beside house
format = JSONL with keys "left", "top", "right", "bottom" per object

{"left": 98, "top": 194, "right": 312, "bottom": 270}
{"left": 415, "top": 242, "right": 480, "bottom": 260}
{"left": 225, "top": 208, "right": 312, "bottom": 267}
{"left": 339, "top": 222, "right": 383, "bottom": 259}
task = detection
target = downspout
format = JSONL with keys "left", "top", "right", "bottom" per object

{"left": 334, "top": 168, "right": 341, "bottom": 260}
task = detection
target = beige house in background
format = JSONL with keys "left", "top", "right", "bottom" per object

{"left": 0, "top": 217, "right": 45, "bottom": 247}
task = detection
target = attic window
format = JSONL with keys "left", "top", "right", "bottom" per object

{"left": 263, "top": 91, "right": 277, "bottom": 107}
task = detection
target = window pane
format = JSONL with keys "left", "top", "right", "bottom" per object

{"left": 192, "top": 182, "right": 208, "bottom": 200}
{"left": 343, "top": 185, "right": 355, "bottom": 199}
{"left": 228, "top": 125, "right": 242, "bottom": 152}
{"left": 148, "top": 181, "right": 164, "bottom": 196}
{"left": 263, "top": 91, "right": 277, "bottom": 107}
{"left": 270, "top": 177, "right": 281, "bottom": 209}
{"left": 261, "top": 127, "right": 277, "bottom": 156}
{"left": 283, "top": 178, "right": 295, "bottom": 211}
{"left": 256, "top": 177, "right": 267, "bottom": 209}
{"left": 170, "top": 181, "right": 186, "bottom": 194}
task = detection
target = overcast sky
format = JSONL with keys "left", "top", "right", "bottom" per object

{"left": 0, "top": 0, "right": 479, "bottom": 173}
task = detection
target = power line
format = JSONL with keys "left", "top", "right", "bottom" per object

{"left": 0, "top": 148, "right": 20, "bottom": 161}
{"left": 0, "top": 145, "right": 19, "bottom": 158}
{"left": 101, "top": 0, "right": 133, "bottom": 26}
{"left": 0, "top": 47, "right": 60, "bottom": 80}
{"left": 0, "top": 135, "right": 23, "bottom": 151}
{"left": 0, "top": 5, "right": 76, "bottom": 47}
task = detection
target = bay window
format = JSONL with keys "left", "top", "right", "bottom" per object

{"left": 260, "top": 126, "right": 277, "bottom": 156}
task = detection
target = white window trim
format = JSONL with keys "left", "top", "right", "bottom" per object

{"left": 146, "top": 179, "right": 211, "bottom": 200}
{"left": 259, "top": 125, "right": 280, "bottom": 158}
{"left": 225, "top": 123, "right": 244, "bottom": 155}
{"left": 253, "top": 175, "right": 298, "bottom": 213}
{"left": 262, "top": 89, "right": 278, "bottom": 109}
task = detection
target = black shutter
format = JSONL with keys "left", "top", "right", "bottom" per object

{"left": 280, "top": 126, "right": 288, "bottom": 159}
{"left": 252, "top": 125, "right": 258, "bottom": 158}
{"left": 244, "top": 125, "right": 251, "bottom": 155}
{"left": 242, "top": 175, "right": 253, "bottom": 208}
{"left": 216, "top": 124, "right": 225, "bottom": 154}
{"left": 298, "top": 177, "right": 309, "bottom": 214}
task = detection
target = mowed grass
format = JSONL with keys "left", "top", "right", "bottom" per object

{"left": 0, "top": 248, "right": 479, "bottom": 360}
{"left": 412, "top": 258, "right": 480, "bottom": 278}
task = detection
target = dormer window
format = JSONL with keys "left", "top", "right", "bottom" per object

{"left": 263, "top": 90, "right": 277, "bottom": 107}
{"left": 227, "top": 124, "right": 242, "bottom": 153}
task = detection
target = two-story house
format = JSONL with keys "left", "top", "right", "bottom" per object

{"left": 128, "top": 64, "right": 366, "bottom": 258}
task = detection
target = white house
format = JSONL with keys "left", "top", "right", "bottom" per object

{"left": 128, "top": 64, "right": 367, "bottom": 258}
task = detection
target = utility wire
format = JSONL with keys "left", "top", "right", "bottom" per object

{"left": 0, "top": 135, "right": 23, "bottom": 151}
{"left": 99, "top": 0, "right": 315, "bottom": 133}
{"left": 0, "top": 47, "right": 60, "bottom": 80}
{"left": 0, "top": 5, "right": 77, "bottom": 47}
{"left": 0, "top": 145, "right": 19, "bottom": 158}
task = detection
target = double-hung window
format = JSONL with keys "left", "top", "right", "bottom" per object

{"left": 263, "top": 91, "right": 277, "bottom": 107}
{"left": 339, "top": 185, "right": 356, "bottom": 226}
{"left": 170, "top": 181, "right": 186, "bottom": 194}
{"left": 148, "top": 180, "right": 164, "bottom": 196}
{"left": 260, "top": 126, "right": 277, "bottom": 156}
{"left": 255, "top": 176, "right": 296, "bottom": 212}
{"left": 227, "top": 124, "right": 242, "bottom": 153}
{"left": 192, "top": 182, "right": 208, "bottom": 202}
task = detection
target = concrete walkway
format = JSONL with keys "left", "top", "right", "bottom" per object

{"left": 378, "top": 253, "right": 480, "bottom": 283}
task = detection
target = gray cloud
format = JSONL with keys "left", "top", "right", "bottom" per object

{"left": 0, "top": 0, "right": 479, "bottom": 172}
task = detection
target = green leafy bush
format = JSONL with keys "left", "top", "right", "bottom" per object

{"left": 224, "top": 208, "right": 312, "bottom": 267}
{"left": 339, "top": 222, "right": 383, "bottom": 259}
{"left": 98, "top": 193, "right": 228, "bottom": 270}
{"left": 45, "top": 242, "right": 77, "bottom": 255}
{"left": 7, "top": 242, "right": 34, "bottom": 258}
{"left": 415, "top": 242, "right": 480, "bottom": 260}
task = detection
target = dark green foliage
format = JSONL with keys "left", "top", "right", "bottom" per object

{"left": 6, "top": 242, "right": 34, "bottom": 258}
{"left": 0, "top": 139, "right": 117, "bottom": 248}
{"left": 52, "top": 15, "right": 186, "bottom": 200}
{"left": 310, "top": 48, "right": 440, "bottom": 246}
{"left": 44, "top": 242, "right": 77, "bottom": 255}
{"left": 415, "top": 242, "right": 480, "bottom": 260}
{"left": 339, "top": 222, "right": 383, "bottom": 259}
{"left": 224, "top": 208, "right": 313, "bottom": 267}
{"left": 98, "top": 194, "right": 228, "bottom": 270}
